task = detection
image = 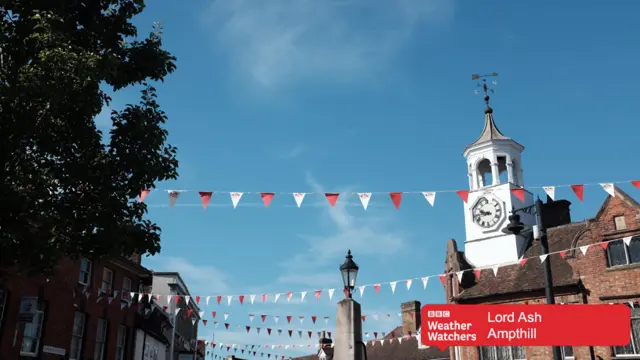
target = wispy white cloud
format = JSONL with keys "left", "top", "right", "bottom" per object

{"left": 277, "top": 173, "right": 406, "bottom": 284}
{"left": 146, "top": 256, "right": 232, "bottom": 296}
{"left": 203, "top": 0, "right": 455, "bottom": 90}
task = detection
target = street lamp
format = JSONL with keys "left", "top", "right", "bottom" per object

{"left": 501, "top": 198, "right": 562, "bottom": 360}
{"left": 340, "top": 249, "right": 359, "bottom": 299}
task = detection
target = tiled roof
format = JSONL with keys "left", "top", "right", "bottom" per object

{"left": 463, "top": 111, "right": 523, "bottom": 153}
{"left": 455, "top": 221, "right": 588, "bottom": 301}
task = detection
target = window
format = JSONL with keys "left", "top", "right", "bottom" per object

{"left": 479, "top": 346, "right": 526, "bottom": 360}
{"left": 19, "top": 297, "right": 44, "bottom": 357}
{"left": 607, "top": 236, "right": 640, "bottom": 267}
{"left": 121, "top": 277, "right": 132, "bottom": 301}
{"left": 101, "top": 268, "right": 113, "bottom": 294}
{"left": 94, "top": 318, "right": 108, "bottom": 360}
{"left": 614, "top": 216, "right": 627, "bottom": 230}
{"left": 69, "top": 312, "right": 85, "bottom": 360}
{"left": 561, "top": 346, "right": 574, "bottom": 359}
{"left": 0, "top": 286, "right": 6, "bottom": 333}
{"left": 613, "top": 306, "right": 640, "bottom": 356}
{"left": 116, "top": 325, "right": 127, "bottom": 360}
{"left": 79, "top": 259, "right": 92, "bottom": 285}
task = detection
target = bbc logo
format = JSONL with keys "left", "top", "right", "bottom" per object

{"left": 427, "top": 310, "right": 450, "bottom": 318}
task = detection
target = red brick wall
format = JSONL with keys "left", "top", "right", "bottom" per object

{"left": 0, "top": 257, "right": 144, "bottom": 360}
{"left": 447, "top": 194, "right": 640, "bottom": 360}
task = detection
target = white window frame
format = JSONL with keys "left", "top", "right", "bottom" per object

{"left": 479, "top": 346, "right": 526, "bottom": 360}
{"left": 19, "top": 297, "right": 44, "bottom": 357}
{"left": 561, "top": 346, "right": 574, "bottom": 359}
{"left": 614, "top": 216, "right": 627, "bottom": 230}
{"left": 121, "top": 277, "right": 132, "bottom": 301}
{"left": 101, "top": 268, "right": 114, "bottom": 294}
{"left": 94, "top": 318, "right": 108, "bottom": 360}
{"left": 115, "top": 325, "right": 127, "bottom": 360}
{"left": 69, "top": 312, "right": 85, "bottom": 360}
{"left": 607, "top": 236, "right": 640, "bottom": 267}
{"left": 613, "top": 305, "right": 640, "bottom": 356}
{"left": 79, "top": 258, "right": 92, "bottom": 286}
{"left": 0, "top": 286, "right": 6, "bottom": 333}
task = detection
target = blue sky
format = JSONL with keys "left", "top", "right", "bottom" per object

{"left": 98, "top": 0, "right": 640, "bottom": 357}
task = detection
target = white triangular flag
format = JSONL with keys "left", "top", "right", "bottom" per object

{"left": 623, "top": 236, "right": 632, "bottom": 246}
{"left": 324, "top": 317, "right": 329, "bottom": 324}
{"left": 299, "top": 316, "right": 304, "bottom": 324}
{"left": 198, "top": 311, "right": 204, "bottom": 318}
{"left": 206, "top": 296, "right": 210, "bottom": 306}
{"left": 224, "top": 313, "right": 229, "bottom": 321}
{"left": 130, "top": 292, "right": 135, "bottom": 300}
{"left": 380, "top": 340, "right": 385, "bottom": 346}
{"left": 539, "top": 254, "right": 548, "bottom": 263}
{"left": 421, "top": 277, "right": 428, "bottom": 289}
{"left": 138, "top": 293, "right": 144, "bottom": 302}
{"left": 301, "top": 291, "right": 307, "bottom": 302}
{"left": 456, "top": 271, "right": 464, "bottom": 283}
{"left": 492, "top": 266, "right": 500, "bottom": 276}
{"left": 359, "top": 286, "right": 365, "bottom": 297}
{"left": 422, "top": 192, "right": 436, "bottom": 206}
{"left": 600, "top": 183, "right": 615, "bottom": 197}
{"left": 113, "top": 291, "right": 119, "bottom": 299}
{"left": 168, "top": 190, "right": 180, "bottom": 207}
{"left": 580, "top": 245, "right": 589, "bottom": 255}
{"left": 293, "top": 193, "right": 306, "bottom": 208}
{"left": 543, "top": 186, "right": 555, "bottom": 200}
{"left": 328, "top": 289, "right": 335, "bottom": 300}
{"left": 108, "top": 296, "right": 113, "bottom": 304}
{"left": 389, "top": 282, "right": 397, "bottom": 294}
{"left": 629, "top": 301, "right": 635, "bottom": 308}
{"left": 274, "top": 316, "right": 279, "bottom": 324}
{"left": 249, "top": 314, "right": 255, "bottom": 322}
{"left": 185, "top": 296, "right": 190, "bottom": 305}
{"left": 227, "top": 296, "right": 232, "bottom": 306}
{"left": 406, "top": 279, "right": 412, "bottom": 291}
{"left": 358, "top": 193, "right": 372, "bottom": 210}
{"left": 121, "top": 302, "right": 126, "bottom": 310}
{"left": 274, "top": 293, "right": 281, "bottom": 303}
{"left": 166, "top": 295, "right": 171, "bottom": 305}
{"left": 230, "top": 192, "right": 243, "bottom": 209}
{"left": 250, "top": 294, "right": 256, "bottom": 304}
{"left": 175, "top": 308, "right": 181, "bottom": 316}
{"left": 398, "top": 337, "right": 403, "bottom": 344}
{"left": 192, "top": 318, "right": 196, "bottom": 325}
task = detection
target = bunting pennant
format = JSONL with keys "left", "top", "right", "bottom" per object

{"left": 421, "top": 277, "right": 428, "bottom": 289}
{"left": 405, "top": 279, "right": 412, "bottom": 291}
{"left": 328, "top": 289, "right": 335, "bottom": 300}
{"left": 389, "top": 281, "right": 397, "bottom": 294}
{"left": 293, "top": 193, "right": 306, "bottom": 208}
{"left": 325, "top": 193, "right": 339, "bottom": 207}
{"left": 580, "top": 245, "right": 589, "bottom": 255}
{"left": 543, "top": 186, "right": 556, "bottom": 200}
{"left": 510, "top": 188, "right": 525, "bottom": 202}
{"left": 358, "top": 286, "right": 365, "bottom": 297}
{"left": 539, "top": 254, "right": 548, "bottom": 263}
{"left": 168, "top": 190, "right": 180, "bottom": 207}
{"left": 601, "top": 183, "right": 615, "bottom": 197}
{"left": 230, "top": 192, "right": 243, "bottom": 209}
{"left": 314, "top": 290, "right": 322, "bottom": 301}
{"left": 287, "top": 292, "right": 293, "bottom": 302}
{"left": 456, "top": 190, "right": 469, "bottom": 203}
{"left": 358, "top": 193, "right": 371, "bottom": 210}
{"left": 571, "top": 184, "right": 584, "bottom": 202}
{"left": 274, "top": 293, "right": 281, "bottom": 303}
{"left": 139, "top": 189, "right": 150, "bottom": 202}
{"left": 422, "top": 192, "right": 436, "bottom": 206}
{"left": 261, "top": 193, "right": 275, "bottom": 207}
{"left": 632, "top": 181, "right": 640, "bottom": 190}
{"left": 199, "top": 192, "right": 213, "bottom": 209}
{"left": 389, "top": 192, "right": 403, "bottom": 210}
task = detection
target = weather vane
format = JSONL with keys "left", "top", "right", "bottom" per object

{"left": 472, "top": 72, "right": 498, "bottom": 111}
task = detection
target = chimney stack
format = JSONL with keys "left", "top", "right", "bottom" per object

{"left": 318, "top": 331, "right": 333, "bottom": 358}
{"left": 401, "top": 301, "right": 421, "bottom": 335}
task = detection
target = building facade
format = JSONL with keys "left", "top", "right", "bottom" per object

{"left": 444, "top": 98, "right": 640, "bottom": 360}
{"left": 0, "top": 256, "right": 165, "bottom": 360}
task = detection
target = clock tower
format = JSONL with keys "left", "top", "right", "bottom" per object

{"left": 462, "top": 81, "right": 536, "bottom": 268}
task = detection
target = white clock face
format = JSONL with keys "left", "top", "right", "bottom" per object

{"left": 472, "top": 197, "right": 503, "bottom": 228}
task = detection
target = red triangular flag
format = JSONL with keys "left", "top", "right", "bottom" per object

{"left": 224, "top": 323, "right": 229, "bottom": 329}
{"left": 262, "top": 294, "right": 268, "bottom": 303}
{"left": 520, "top": 258, "right": 528, "bottom": 266}
{"left": 361, "top": 315, "right": 366, "bottom": 322}
{"left": 261, "top": 193, "right": 275, "bottom": 207}
{"left": 389, "top": 192, "right": 403, "bottom": 210}
{"left": 202, "top": 320, "right": 207, "bottom": 326}
{"left": 456, "top": 190, "right": 470, "bottom": 203}
{"left": 216, "top": 296, "right": 222, "bottom": 305}
{"left": 510, "top": 188, "right": 525, "bottom": 202}
{"left": 163, "top": 306, "right": 168, "bottom": 312}
{"left": 139, "top": 189, "right": 150, "bottom": 202}
{"left": 325, "top": 193, "right": 339, "bottom": 207}
{"left": 343, "top": 288, "right": 349, "bottom": 298}
{"left": 195, "top": 296, "right": 201, "bottom": 304}
{"left": 239, "top": 295, "right": 244, "bottom": 305}
{"left": 187, "top": 309, "right": 193, "bottom": 317}
{"left": 559, "top": 251, "right": 567, "bottom": 259}
{"left": 267, "top": 328, "right": 272, "bottom": 335}
{"left": 328, "top": 331, "right": 332, "bottom": 338}
{"left": 315, "top": 290, "right": 322, "bottom": 300}
{"left": 261, "top": 315, "right": 267, "bottom": 323}
{"left": 601, "top": 242, "right": 609, "bottom": 250}
{"left": 286, "top": 316, "right": 292, "bottom": 324}
{"left": 312, "top": 316, "right": 317, "bottom": 324}
{"left": 473, "top": 269, "right": 481, "bottom": 280}
{"left": 439, "top": 274, "right": 446, "bottom": 286}
{"left": 199, "top": 192, "right": 213, "bottom": 209}
{"left": 174, "top": 295, "right": 180, "bottom": 304}
{"left": 212, "top": 311, "right": 217, "bottom": 318}
{"left": 374, "top": 284, "right": 380, "bottom": 294}
{"left": 632, "top": 180, "right": 640, "bottom": 190}
{"left": 571, "top": 184, "right": 584, "bottom": 202}
{"left": 246, "top": 326, "right": 251, "bottom": 333}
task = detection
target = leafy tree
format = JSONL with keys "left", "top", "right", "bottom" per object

{"left": 0, "top": 0, "right": 178, "bottom": 278}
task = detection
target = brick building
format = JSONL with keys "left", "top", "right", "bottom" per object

{"left": 0, "top": 256, "right": 170, "bottom": 360}
{"left": 442, "top": 95, "right": 640, "bottom": 360}
{"left": 297, "top": 301, "right": 449, "bottom": 360}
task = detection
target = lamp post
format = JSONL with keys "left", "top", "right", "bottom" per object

{"left": 340, "top": 249, "right": 359, "bottom": 299}
{"left": 501, "top": 198, "right": 562, "bottom": 360}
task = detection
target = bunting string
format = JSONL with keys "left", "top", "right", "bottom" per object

{"left": 83, "top": 236, "right": 638, "bottom": 309}
{"left": 137, "top": 180, "right": 640, "bottom": 209}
